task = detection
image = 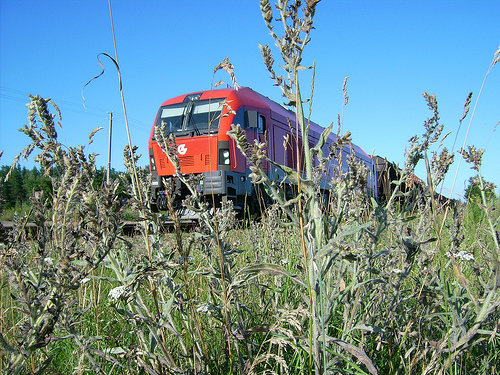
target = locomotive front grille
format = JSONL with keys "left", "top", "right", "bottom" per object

{"left": 179, "top": 155, "right": 194, "bottom": 167}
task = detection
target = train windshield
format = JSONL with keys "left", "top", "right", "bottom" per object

{"left": 156, "top": 99, "right": 224, "bottom": 137}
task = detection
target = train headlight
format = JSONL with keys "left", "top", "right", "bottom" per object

{"left": 149, "top": 148, "right": 156, "bottom": 172}
{"left": 219, "top": 149, "right": 230, "bottom": 165}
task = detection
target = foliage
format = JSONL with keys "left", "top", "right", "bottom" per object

{"left": 0, "top": 165, "right": 52, "bottom": 211}
{"left": 0, "top": 165, "right": 129, "bottom": 220}
{"left": 1, "top": 93, "right": 499, "bottom": 374}
{"left": 1, "top": 2, "right": 499, "bottom": 374}
{"left": 464, "top": 175, "right": 496, "bottom": 202}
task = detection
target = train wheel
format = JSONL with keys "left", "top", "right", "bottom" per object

{"left": 150, "top": 200, "right": 159, "bottom": 212}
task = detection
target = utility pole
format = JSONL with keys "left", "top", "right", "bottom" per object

{"left": 107, "top": 112, "right": 113, "bottom": 184}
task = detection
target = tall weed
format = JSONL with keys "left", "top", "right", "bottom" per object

{"left": 0, "top": 95, "right": 122, "bottom": 373}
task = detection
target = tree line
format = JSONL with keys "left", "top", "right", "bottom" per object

{"left": 1, "top": 163, "right": 495, "bottom": 218}
{"left": 0, "top": 165, "right": 128, "bottom": 213}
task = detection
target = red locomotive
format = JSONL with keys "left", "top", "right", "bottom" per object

{"left": 148, "top": 87, "right": 377, "bottom": 213}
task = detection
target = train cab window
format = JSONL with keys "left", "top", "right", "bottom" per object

{"left": 258, "top": 114, "right": 266, "bottom": 134}
{"left": 247, "top": 110, "right": 258, "bottom": 130}
{"left": 246, "top": 110, "right": 266, "bottom": 133}
{"left": 233, "top": 108, "right": 266, "bottom": 134}
{"left": 156, "top": 100, "right": 223, "bottom": 136}
{"left": 158, "top": 104, "right": 185, "bottom": 133}
{"left": 189, "top": 101, "right": 222, "bottom": 131}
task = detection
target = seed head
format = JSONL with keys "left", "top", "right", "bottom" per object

{"left": 459, "top": 145, "right": 484, "bottom": 171}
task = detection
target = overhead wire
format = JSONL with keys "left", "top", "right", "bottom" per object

{"left": 0, "top": 86, "right": 151, "bottom": 133}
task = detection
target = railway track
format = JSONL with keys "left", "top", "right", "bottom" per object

{"left": 1, "top": 220, "right": 197, "bottom": 237}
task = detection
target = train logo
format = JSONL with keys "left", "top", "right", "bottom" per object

{"left": 177, "top": 144, "right": 187, "bottom": 155}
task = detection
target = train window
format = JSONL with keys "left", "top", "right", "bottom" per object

{"left": 188, "top": 101, "right": 223, "bottom": 131}
{"left": 247, "top": 110, "right": 258, "bottom": 129}
{"left": 159, "top": 105, "right": 185, "bottom": 133}
{"left": 246, "top": 110, "right": 266, "bottom": 134}
{"left": 156, "top": 100, "right": 223, "bottom": 136}
{"left": 232, "top": 108, "right": 266, "bottom": 133}
{"left": 258, "top": 114, "right": 266, "bottom": 134}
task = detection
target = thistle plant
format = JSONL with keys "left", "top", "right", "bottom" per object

{"left": 99, "top": 68, "right": 253, "bottom": 373}
{"left": 228, "top": 1, "right": 378, "bottom": 373}
{"left": 0, "top": 95, "right": 123, "bottom": 373}
{"left": 405, "top": 145, "right": 500, "bottom": 374}
{"left": 153, "top": 118, "right": 240, "bottom": 372}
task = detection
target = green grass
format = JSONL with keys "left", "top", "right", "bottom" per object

{"left": 1, "top": 195, "right": 499, "bottom": 374}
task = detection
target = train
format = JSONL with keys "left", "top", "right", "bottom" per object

{"left": 148, "top": 87, "right": 378, "bottom": 214}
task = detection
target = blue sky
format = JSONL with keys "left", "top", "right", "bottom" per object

{"left": 1, "top": 0, "right": 499, "bottom": 200}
